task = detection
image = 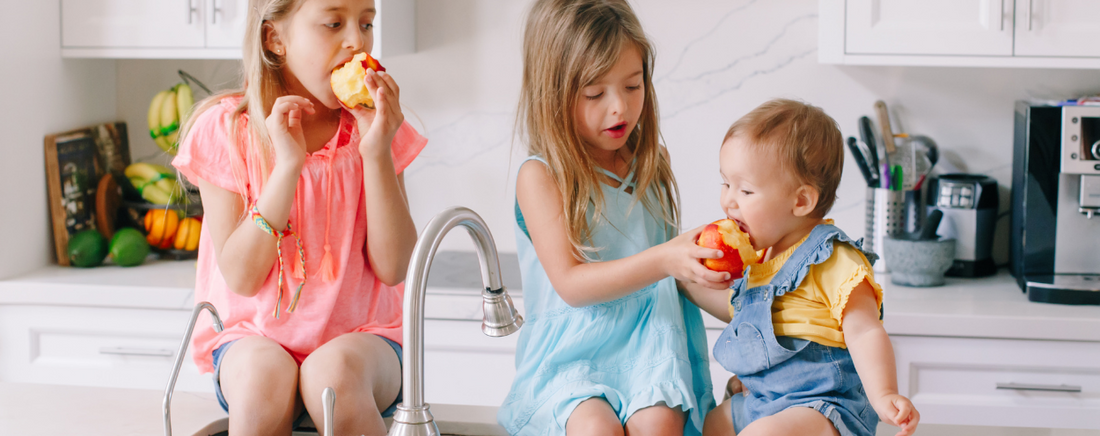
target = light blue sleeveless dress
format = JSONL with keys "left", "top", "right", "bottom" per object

{"left": 498, "top": 156, "right": 715, "bottom": 435}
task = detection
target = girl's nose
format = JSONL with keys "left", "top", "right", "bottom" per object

{"left": 721, "top": 189, "right": 738, "bottom": 210}
{"left": 608, "top": 90, "right": 626, "bottom": 116}
{"left": 343, "top": 25, "right": 364, "bottom": 51}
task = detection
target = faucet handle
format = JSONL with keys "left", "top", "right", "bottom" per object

{"left": 322, "top": 387, "right": 335, "bottom": 436}
{"left": 481, "top": 287, "right": 524, "bottom": 337}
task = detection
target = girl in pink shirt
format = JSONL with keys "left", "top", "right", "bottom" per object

{"left": 172, "top": 1, "right": 425, "bottom": 435}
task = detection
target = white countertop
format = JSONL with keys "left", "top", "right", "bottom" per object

{"left": 0, "top": 382, "right": 505, "bottom": 436}
{"left": 2, "top": 256, "right": 1098, "bottom": 342}
{"left": 878, "top": 271, "right": 1100, "bottom": 342}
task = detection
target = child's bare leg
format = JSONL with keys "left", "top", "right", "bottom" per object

{"left": 218, "top": 336, "right": 301, "bottom": 436}
{"left": 299, "top": 332, "right": 401, "bottom": 436}
{"left": 703, "top": 397, "right": 735, "bottom": 436}
{"left": 566, "top": 398, "right": 624, "bottom": 436}
{"left": 625, "top": 403, "right": 686, "bottom": 436}
{"left": 738, "top": 407, "right": 839, "bottom": 436}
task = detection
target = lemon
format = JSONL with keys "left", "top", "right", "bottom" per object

{"left": 110, "top": 227, "right": 151, "bottom": 267}
{"left": 68, "top": 230, "right": 108, "bottom": 268}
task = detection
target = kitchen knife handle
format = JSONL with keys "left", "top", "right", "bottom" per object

{"left": 874, "top": 101, "right": 896, "bottom": 154}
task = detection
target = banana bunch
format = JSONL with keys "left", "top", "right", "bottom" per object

{"left": 147, "top": 83, "right": 194, "bottom": 155}
{"left": 125, "top": 162, "right": 185, "bottom": 205}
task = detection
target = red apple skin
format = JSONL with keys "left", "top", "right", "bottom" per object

{"left": 697, "top": 222, "right": 747, "bottom": 279}
{"left": 361, "top": 54, "right": 386, "bottom": 72}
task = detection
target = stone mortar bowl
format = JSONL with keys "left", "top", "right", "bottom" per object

{"left": 883, "top": 237, "right": 955, "bottom": 287}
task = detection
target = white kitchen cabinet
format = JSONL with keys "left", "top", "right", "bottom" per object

{"left": 1014, "top": 0, "right": 1100, "bottom": 57}
{"left": 0, "top": 305, "right": 211, "bottom": 392}
{"left": 60, "top": 0, "right": 415, "bottom": 59}
{"left": 892, "top": 335, "right": 1100, "bottom": 429}
{"left": 845, "top": 0, "right": 1012, "bottom": 56}
{"left": 820, "top": 0, "right": 1100, "bottom": 68}
{"left": 61, "top": 0, "right": 205, "bottom": 50}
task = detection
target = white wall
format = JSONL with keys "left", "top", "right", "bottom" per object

{"left": 110, "top": 0, "right": 1100, "bottom": 265}
{"left": 0, "top": 2, "right": 117, "bottom": 279}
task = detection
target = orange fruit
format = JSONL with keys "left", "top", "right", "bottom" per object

{"left": 173, "top": 217, "right": 201, "bottom": 251}
{"left": 144, "top": 208, "right": 180, "bottom": 249}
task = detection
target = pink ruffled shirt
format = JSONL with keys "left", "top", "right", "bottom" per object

{"left": 173, "top": 96, "right": 426, "bottom": 373}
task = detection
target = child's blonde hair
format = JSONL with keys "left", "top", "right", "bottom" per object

{"left": 724, "top": 99, "right": 844, "bottom": 218}
{"left": 520, "top": 0, "right": 679, "bottom": 259}
{"left": 179, "top": 0, "right": 305, "bottom": 200}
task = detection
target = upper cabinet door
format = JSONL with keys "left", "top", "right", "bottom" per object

{"left": 204, "top": 0, "right": 248, "bottom": 49}
{"left": 845, "top": 0, "right": 1013, "bottom": 56}
{"left": 1015, "top": 0, "right": 1100, "bottom": 57}
{"left": 61, "top": 0, "right": 205, "bottom": 49}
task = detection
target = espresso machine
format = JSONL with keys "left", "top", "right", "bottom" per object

{"left": 1011, "top": 102, "right": 1100, "bottom": 305}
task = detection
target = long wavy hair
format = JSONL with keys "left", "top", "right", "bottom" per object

{"left": 519, "top": 0, "right": 679, "bottom": 259}
{"left": 178, "top": 0, "right": 303, "bottom": 202}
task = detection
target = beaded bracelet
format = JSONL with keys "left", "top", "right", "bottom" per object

{"left": 250, "top": 204, "right": 307, "bottom": 318}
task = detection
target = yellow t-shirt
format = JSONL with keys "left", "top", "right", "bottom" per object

{"left": 727, "top": 222, "right": 883, "bottom": 349}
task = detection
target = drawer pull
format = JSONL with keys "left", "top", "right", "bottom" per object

{"left": 996, "top": 382, "right": 1082, "bottom": 393}
{"left": 99, "top": 347, "right": 174, "bottom": 358}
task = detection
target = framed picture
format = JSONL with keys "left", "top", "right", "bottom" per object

{"left": 44, "top": 123, "right": 130, "bottom": 266}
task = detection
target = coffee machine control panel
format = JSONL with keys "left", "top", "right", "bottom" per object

{"left": 1061, "top": 106, "right": 1100, "bottom": 218}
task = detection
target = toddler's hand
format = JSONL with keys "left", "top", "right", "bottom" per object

{"left": 664, "top": 224, "right": 733, "bottom": 290}
{"left": 873, "top": 394, "right": 919, "bottom": 436}
{"left": 265, "top": 95, "right": 315, "bottom": 169}
{"left": 350, "top": 70, "right": 404, "bottom": 160}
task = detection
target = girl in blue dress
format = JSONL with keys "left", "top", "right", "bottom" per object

{"left": 497, "top": 1, "right": 727, "bottom": 435}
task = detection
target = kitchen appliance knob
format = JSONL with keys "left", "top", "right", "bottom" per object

{"left": 1091, "top": 140, "right": 1100, "bottom": 160}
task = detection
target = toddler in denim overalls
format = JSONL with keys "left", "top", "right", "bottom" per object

{"left": 680, "top": 99, "right": 920, "bottom": 436}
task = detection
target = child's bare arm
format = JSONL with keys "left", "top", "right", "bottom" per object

{"left": 517, "top": 160, "right": 730, "bottom": 308}
{"left": 200, "top": 97, "right": 313, "bottom": 297}
{"left": 354, "top": 71, "right": 419, "bottom": 286}
{"left": 843, "top": 279, "right": 920, "bottom": 436}
{"left": 678, "top": 281, "right": 732, "bottom": 323}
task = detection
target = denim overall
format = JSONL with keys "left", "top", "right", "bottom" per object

{"left": 713, "top": 224, "right": 880, "bottom": 436}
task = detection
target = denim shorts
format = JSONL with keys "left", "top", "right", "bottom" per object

{"left": 211, "top": 335, "right": 403, "bottom": 419}
{"left": 729, "top": 391, "right": 872, "bottom": 436}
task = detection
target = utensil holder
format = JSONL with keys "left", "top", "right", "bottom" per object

{"left": 866, "top": 187, "right": 906, "bottom": 273}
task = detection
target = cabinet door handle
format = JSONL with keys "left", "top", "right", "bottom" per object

{"left": 1027, "top": 0, "right": 1034, "bottom": 31}
{"left": 99, "top": 347, "right": 174, "bottom": 358}
{"left": 187, "top": 0, "right": 198, "bottom": 25}
{"left": 996, "top": 382, "right": 1082, "bottom": 393}
{"left": 999, "top": 0, "right": 1005, "bottom": 31}
{"left": 211, "top": 0, "right": 222, "bottom": 25}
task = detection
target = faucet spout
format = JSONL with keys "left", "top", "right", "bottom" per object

{"left": 388, "top": 207, "right": 523, "bottom": 436}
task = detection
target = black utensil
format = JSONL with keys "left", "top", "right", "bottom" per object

{"left": 858, "top": 116, "right": 880, "bottom": 187}
{"left": 847, "top": 136, "right": 875, "bottom": 187}
{"left": 918, "top": 209, "right": 944, "bottom": 240}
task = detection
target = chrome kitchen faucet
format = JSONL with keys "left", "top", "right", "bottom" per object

{"left": 388, "top": 206, "right": 524, "bottom": 436}
{"left": 162, "top": 207, "right": 521, "bottom": 436}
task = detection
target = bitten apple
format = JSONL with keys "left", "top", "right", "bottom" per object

{"left": 330, "top": 52, "right": 387, "bottom": 109}
{"left": 696, "top": 219, "right": 758, "bottom": 280}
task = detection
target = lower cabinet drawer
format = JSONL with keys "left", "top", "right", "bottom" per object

{"left": 893, "top": 335, "right": 1100, "bottom": 430}
{"left": 0, "top": 305, "right": 213, "bottom": 392}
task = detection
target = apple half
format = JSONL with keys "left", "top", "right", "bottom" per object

{"left": 696, "top": 219, "right": 758, "bottom": 280}
{"left": 330, "top": 52, "right": 387, "bottom": 109}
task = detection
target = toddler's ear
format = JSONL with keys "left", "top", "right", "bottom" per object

{"left": 792, "top": 184, "right": 819, "bottom": 218}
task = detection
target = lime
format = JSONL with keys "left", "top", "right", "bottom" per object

{"left": 68, "top": 230, "right": 108, "bottom": 268}
{"left": 110, "top": 227, "right": 151, "bottom": 267}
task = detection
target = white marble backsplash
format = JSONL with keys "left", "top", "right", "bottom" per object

{"left": 114, "top": 0, "right": 1100, "bottom": 264}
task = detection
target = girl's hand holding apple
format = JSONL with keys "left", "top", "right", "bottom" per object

{"left": 663, "top": 225, "right": 734, "bottom": 290}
